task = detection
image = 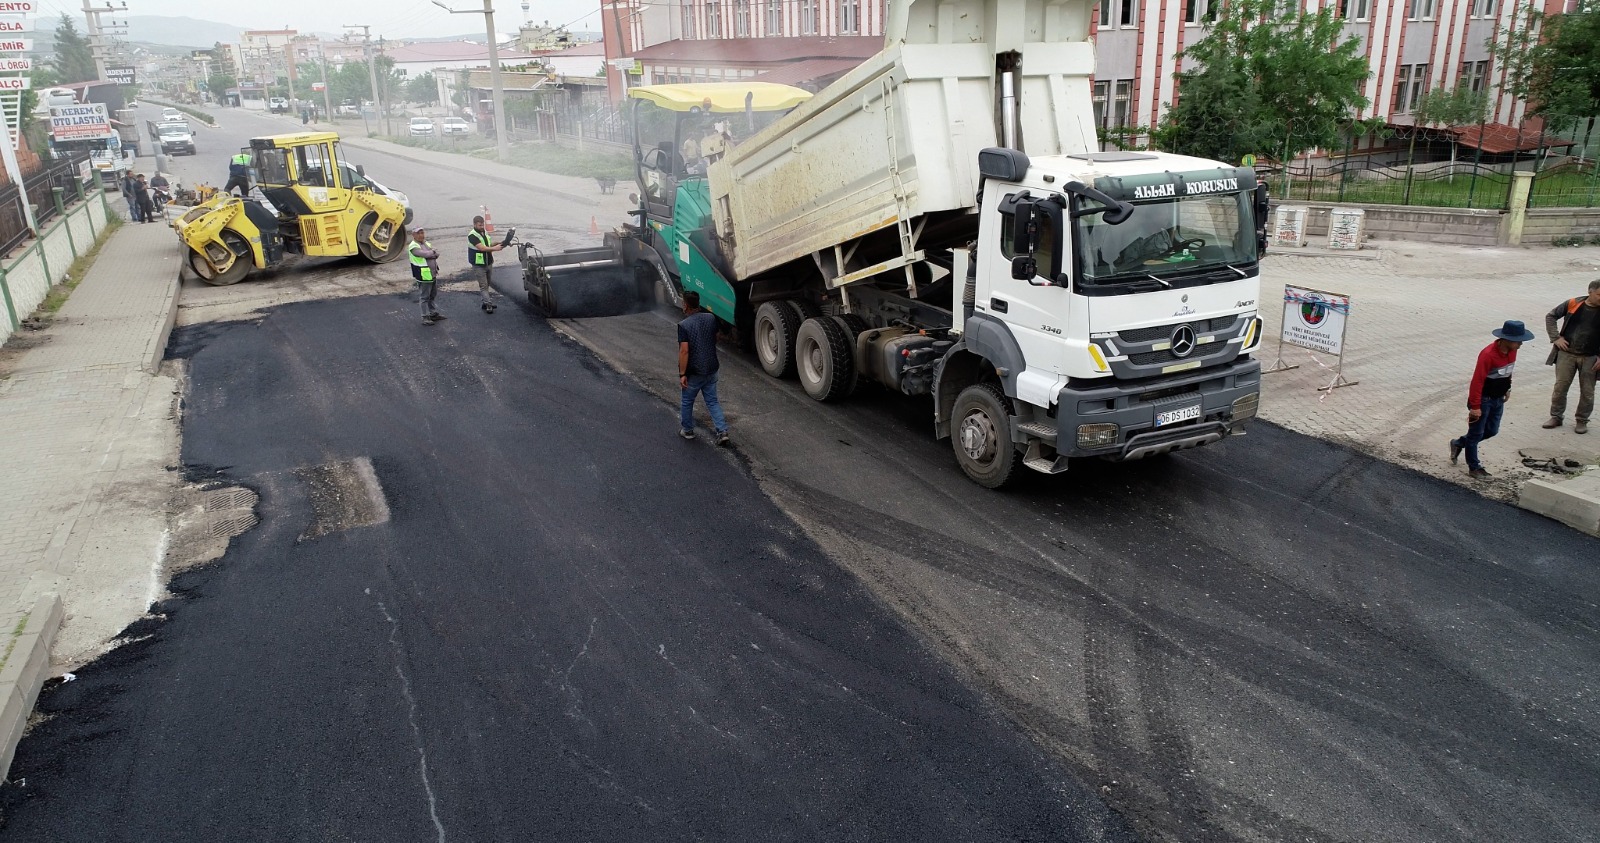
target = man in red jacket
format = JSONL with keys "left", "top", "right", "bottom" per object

{"left": 1451, "top": 319, "right": 1536, "bottom": 478}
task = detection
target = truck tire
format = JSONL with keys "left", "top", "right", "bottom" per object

{"left": 796, "top": 316, "right": 854, "bottom": 402}
{"left": 951, "top": 383, "right": 1022, "bottom": 489}
{"left": 754, "top": 300, "right": 803, "bottom": 378}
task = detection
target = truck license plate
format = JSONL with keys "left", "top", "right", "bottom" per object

{"left": 1155, "top": 404, "right": 1201, "bottom": 427}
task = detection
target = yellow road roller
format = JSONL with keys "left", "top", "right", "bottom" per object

{"left": 174, "top": 131, "right": 408, "bottom": 285}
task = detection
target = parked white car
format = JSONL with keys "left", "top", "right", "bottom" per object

{"left": 340, "top": 163, "right": 413, "bottom": 225}
{"left": 408, "top": 117, "right": 435, "bottom": 137}
{"left": 441, "top": 117, "right": 472, "bottom": 136}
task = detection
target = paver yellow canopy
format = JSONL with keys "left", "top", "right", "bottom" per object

{"left": 173, "top": 131, "right": 409, "bottom": 286}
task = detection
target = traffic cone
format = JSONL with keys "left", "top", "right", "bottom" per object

{"left": 589, "top": 216, "right": 599, "bottom": 236}
{"left": 480, "top": 205, "right": 495, "bottom": 233}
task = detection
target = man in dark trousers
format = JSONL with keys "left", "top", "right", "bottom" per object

{"left": 1451, "top": 319, "right": 1535, "bottom": 478}
{"left": 677, "top": 291, "right": 729, "bottom": 445}
{"left": 120, "top": 171, "right": 142, "bottom": 221}
{"left": 466, "top": 215, "right": 504, "bottom": 312}
{"left": 133, "top": 174, "right": 154, "bottom": 224}
{"left": 1541, "top": 278, "right": 1600, "bottom": 435}
{"left": 406, "top": 227, "right": 446, "bottom": 326}
{"left": 225, "top": 152, "right": 252, "bottom": 196}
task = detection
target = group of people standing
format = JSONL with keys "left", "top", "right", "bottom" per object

{"left": 404, "top": 215, "right": 507, "bottom": 326}
{"left": 404, "top": 217, "right": 732, "bottom": 446}
{"left": 118, "top": 172, "right": 168, "bottom": 224}
{"left": 1452, "top": 279, "right": 1600, "bottom": 477}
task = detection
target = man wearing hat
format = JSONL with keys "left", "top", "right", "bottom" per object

{"left": 407, "top": 227, "right": 446, "bottom": 326}
{"left": 1451, "top": 319, "right": 1536, "bottom": 478}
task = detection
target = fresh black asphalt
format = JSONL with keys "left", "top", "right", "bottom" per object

{"left": 0, "top": 288, "right": 1135, "bottom": 841}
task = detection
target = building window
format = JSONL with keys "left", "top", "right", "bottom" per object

{"left": 707, "top": 0, "right": 722, "bottom": 36}
{"left": 1093, "top": 80, "right": 1108, "bottom": 129}
{"left": 1113, "top": 80, "right": 1132, "bottom": 128}
{"left": 841, "top": 0, "right": 860, "bottom": 34}
{"left": 1099, "top": 0, "right": 1137, "bottom": 28}
{"left": 1338, "top": 0, "right": 1370, "bottom": 20}
{"left": 1395, "top": 63, "right": 1429, "bottom": 112}
{"left": 1185, "top": 0, "right": 1214, "bottom": 24}
{"left": 1462, "top": 60, "right": 1490, "bottom": 93}
{"left": 735, "top": 0, "right": 750, "bottom": 35}
{"left": 766, "top": 0, "right": 783, "bottom": 35}
{"left": 1471, "top": 0, "right": 1497, "bottom": 16}
{"left": 801, "top": 0, "right": 819, "bottom": 34}
{"left": 1408, "top": 0, "right": 1436, "bottom": 20}
{"left": 682, "top": 1, "right": 696, "bottom": 39}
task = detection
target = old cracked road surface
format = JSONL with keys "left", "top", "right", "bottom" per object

{"left": 0, "top": 294, "right": 1133, "bottom": 842}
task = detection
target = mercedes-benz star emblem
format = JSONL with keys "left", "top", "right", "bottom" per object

{"left": 1170, "top": 325, "right": 1196, "bottom": 358}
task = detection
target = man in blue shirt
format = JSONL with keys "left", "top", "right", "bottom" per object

{"left": 677, "top": 291, "right": 729, "bottom": 445}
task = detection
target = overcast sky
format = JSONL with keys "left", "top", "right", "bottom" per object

{"left": 41, "top": 0, "right": 606, "bottom": 40}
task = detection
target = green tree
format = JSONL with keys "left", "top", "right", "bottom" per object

{"left": 1154, "top": 0, "right": 1370, "bottom": 168}
{"left": 406, "top": 71, "right": 439, "bottom": 105}
{"left": 51, "top": 14, "right": 97, "bottom": 84}
{"left": 207, "top": 73, "right": 236, "bottom": 97}
{"left": 1527, "top": 0, "right": 1600, "bottom": 147}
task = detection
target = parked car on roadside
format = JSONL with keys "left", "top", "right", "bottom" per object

{"left": 340, "top": 163, "right": 413, "bottom": 225}
{"left": 268, "top": 96, "right": 290, "bottom": 113}
{"left": 408, "top": 117, "right": 435, "bottom": 137}
{"left": 441, "top": 117, "right": 472, "bottom": 136}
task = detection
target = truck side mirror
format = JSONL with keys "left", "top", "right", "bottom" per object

{"left": 356, "top": 164, "right": 365, "bottom": 177}
{"left": 1010, "top": 203, "right": 1035, "bottom": 255}
{"left": 1253, "top": 183, "right": 1270, "bottom": 254}
{"left": 1011, "top": 255, "right": 1037, "bottom": 280}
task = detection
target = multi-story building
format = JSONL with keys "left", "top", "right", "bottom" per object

{"left": 601, "top": 0, "right": 1567, "bottom": 154}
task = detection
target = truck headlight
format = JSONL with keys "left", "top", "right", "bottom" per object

{"left": 1077, "top": 423, "right": 1119, "bottom": 448}
{"left": 1241, "top": 317, "right": 1262, "bottom": 351}
{"left": 1231, "top": 392, "right": 1260, "bottom": 421}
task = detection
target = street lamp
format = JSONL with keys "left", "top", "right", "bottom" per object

{"left": 433, "top": 0, "right": 510, "bottom": 163}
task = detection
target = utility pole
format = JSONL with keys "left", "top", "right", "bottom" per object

{"left": 344, "top": 24, "right": 387, "bottom": 136}
{"left": 284, "top": 42, "right": 297, "bottom": 106}
{"left": 81, "top": 0, "right": 128, "bottom": 82}
{"left": 433, "top": 0, "right": 510, "bottom": 162}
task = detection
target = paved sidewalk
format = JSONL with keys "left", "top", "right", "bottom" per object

{"left": 1259, "top": 242, "right": 1600, "bottom": 508}
{"left": 0, "top": 218, "right": 183, "bottom": 666}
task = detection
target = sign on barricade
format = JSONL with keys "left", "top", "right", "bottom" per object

{"left": 1265, "top": 285, "right": 1358, "bottom": 392}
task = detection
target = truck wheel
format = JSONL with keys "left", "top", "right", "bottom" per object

{"left": 951, "top": 384, "right": 1022, "bottom": 489}
{"left": 795, "top": 316, "right": 854, "bottom": 402}
{"left": 754, "top": 301, "right": 803, "bottom": 378}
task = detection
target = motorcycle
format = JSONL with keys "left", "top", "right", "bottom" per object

{"left": 151, "top": 185, "right": 171, "bottom": 219}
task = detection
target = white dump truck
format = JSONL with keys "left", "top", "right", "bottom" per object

{"left": 521, "top": 0, "right": 1269, "bottom": 488}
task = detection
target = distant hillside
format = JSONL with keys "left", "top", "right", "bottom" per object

{"left": 123, "top": 15, "right": 243, "bottom": 49}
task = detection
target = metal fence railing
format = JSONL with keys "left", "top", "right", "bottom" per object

{"left": 1263, "top": 157, "right": 1518, "bottom": 210}
{"left": 1528, "top": 160, "right": 1600, "bottom": 209}
{"left": 0, "top": 153, "right": 93, "bottom": 254}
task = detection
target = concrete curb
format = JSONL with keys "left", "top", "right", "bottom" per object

{"left": 0, "top": 593, "right": 63, "bottom": 781}
{"left": 1518, "top": 471, "right": 1600, "bottom": 536}
{"left": 145, "top": 256, "right": 182, "bottom": 375}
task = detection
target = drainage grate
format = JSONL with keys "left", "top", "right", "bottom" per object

{"left": 206, "top": 489, "right": 256, "bottom": 510}
{"left": 208, "top": 513, "right": 259, "bottom": 538}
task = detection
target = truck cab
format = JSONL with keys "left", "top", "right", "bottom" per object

{"left": 950, "top": 148, "right": 1266, "bottom": 481}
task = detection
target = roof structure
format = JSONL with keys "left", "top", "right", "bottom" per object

{"left": 1451, "top": 122, "right": 1577, "bottom": 155}
{"left": 631, "top": 36, "right": 880, "bottom": 64}
{"left": 752, "top": 57, "right": 865, "bottom": 88}
{"left": 384, "top": 41, "right": 539, "bottom": 65}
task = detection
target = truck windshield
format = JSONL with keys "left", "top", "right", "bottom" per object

{"left": 1076, "top": 191, "right": 1256, "bottom": 289}
{"left": 158, "top": 126, "right": 186, "bottom": 136}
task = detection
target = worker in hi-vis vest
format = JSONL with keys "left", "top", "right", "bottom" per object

{"left": 408, "top": 228, "right": 446, "bottom": 326}
{"left": 225, "top": 152, "right": 252, "bottom": 196}
{"left": 467, "top": 215, "right": 506, "bottom": 313}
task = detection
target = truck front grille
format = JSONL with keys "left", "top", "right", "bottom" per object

{"left": 1117, "top": 316, "right": 1237, "bottom": 345}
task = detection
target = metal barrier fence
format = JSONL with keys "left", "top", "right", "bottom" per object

{"left": 1528, "top": 161, "right": 1600, "bottom": 209}
{"left": 1265, "top": 158, "right": 1516, "bottom": 210}
{"left": 0, "top": 154, "right": 93, "bottom": 254}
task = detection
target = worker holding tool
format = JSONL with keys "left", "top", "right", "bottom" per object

{"left": 467, "top": 215, "right": 505, "bottom": 313}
